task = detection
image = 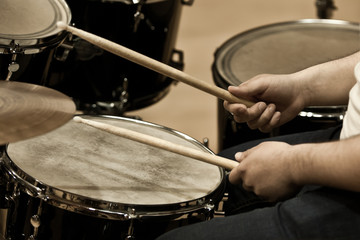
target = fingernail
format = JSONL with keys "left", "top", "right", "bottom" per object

{"left": 235, "top": 152, "right": 242, "bottom": 161}
{"left": 258, "top": 102, "right": 266, "bottom": 111}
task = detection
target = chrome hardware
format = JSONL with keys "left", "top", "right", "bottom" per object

{"left": 30, "top": 215, "right": 41, "bottom": 228}
{"left": 133, "top": 0, "right": 146, "bottom": 33}
{"left": 126, "top": 208, "right": 137, "bottom": 239}
{"left": 54, "top": 32, "right": 74, "bottom": 62}
{"left": 28, "top": 200, "right": 44, "bottom": 240}
{"left": 91, "top": 77, "right": 129, "bottom": 115}
{"left": 202, "top": 138, "right": 209, "bottom": 148}
{"left": 5, "top": 42, "right": 21, "bottom": 81}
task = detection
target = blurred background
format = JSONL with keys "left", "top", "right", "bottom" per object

{"left": 127, "top": 0, "right": 360, "bottom": 153}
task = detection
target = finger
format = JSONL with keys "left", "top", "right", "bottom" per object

{"left": 228, "top": 84, "right": 257, "bottom": 102}
{"left": 228, "top": 167, "right": 243, "bottom": 185}
{"left": 229, "top": 152, "right": 246, "bottom": 185}
{"left": 232, "top": 102, "right": 266, "bottom": 123}
{"left": 259, "top": 111, "right": 281, "bottom": 133}
{"left": 247, "top": 103, "right": 276, "bottom": 130}
{"left": 242, "top": 183, "right": 254, "bottom": 192}
{"left": 228, "top": 85, "right": 246, "bottom": 96}
{"left": 223, "top": 101, "right": 248, "bottom": 116}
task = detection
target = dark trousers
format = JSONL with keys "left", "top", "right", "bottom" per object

{"left": 157, "top": 126, "right": 360, "bottom": 240}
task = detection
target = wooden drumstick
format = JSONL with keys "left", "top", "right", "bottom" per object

{"left": 73, "top": 116, "right": 239, "bottom": 170}
{"left": 57, "top": 22, "right": 254, "bottom": 107}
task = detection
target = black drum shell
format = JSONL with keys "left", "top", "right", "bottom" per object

{"left": 47, "top": 0, "right": 184, "bottom": 112}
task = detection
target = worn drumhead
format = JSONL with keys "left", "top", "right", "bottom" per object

{"left": 6, "top": 116, "right": 223, "bottom": 206}
{"left": 214, "top": 19, "right": 360, "bottom": 86}
{"left": 0, "top": 0, "right": 71, "bottom": 40}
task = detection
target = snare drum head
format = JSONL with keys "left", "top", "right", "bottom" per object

{"left": 0, "top": 0, "right": 71, "bottom": 41}
{"left": 214, "top": 19, "right": 360, "bottom": 87}
{"left": 6, "top": 116, "right": 223, "bottom": 206}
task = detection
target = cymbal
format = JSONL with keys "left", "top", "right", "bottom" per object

{"left": 0, "top": 80, "right": 76, "bottom": 145}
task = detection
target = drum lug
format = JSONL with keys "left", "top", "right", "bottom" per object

{"left": 28, "top": 200, "right": 44, "bottom": 240}
{"left": 28, "top": 215, "right": 41, "bottom": 240}
{"left": 133, "top": 0, "right": 146, "bottom": 33}
{"left": 126, "top": 208, "right": 137, "bottom": 239}
{"left": 204, "top": 199, "right": 215, "bottom": 220}
{"left": 4, "top": 42, "right": 21, "bottom": 81}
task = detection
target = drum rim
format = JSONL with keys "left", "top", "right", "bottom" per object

{"left": 0, "top": 115, "right": 226, "bottom": 220}
{"left": 213, "top": 18, "right": 360, "bottom": 88}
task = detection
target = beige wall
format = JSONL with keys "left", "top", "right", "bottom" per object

{"left": 128, "top": 0, "right": 360, "bottom": 153}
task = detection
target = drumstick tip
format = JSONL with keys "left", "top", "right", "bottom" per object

{"left": 73, "top": 116, "right": 83, "bottom": 123}
{"left": 56, "top": 21, "right": 68, "bottom": 31}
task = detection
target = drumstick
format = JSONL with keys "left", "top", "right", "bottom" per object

{"left": 57, "top": 22, "right": 254, "bottom": 107}
{"left": 73, "top": 116, "right": 239, "bottom": 170}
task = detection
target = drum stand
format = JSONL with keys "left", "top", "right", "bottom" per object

{"left": 315, "top": 0, "right": 337, "bottom": 19}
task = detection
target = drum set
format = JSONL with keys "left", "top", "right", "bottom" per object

{"left": 0, "top": 0, "right": 359, "bottom": 239}
{"left": 0, "top": 1, "right": 227, "bottom": 239}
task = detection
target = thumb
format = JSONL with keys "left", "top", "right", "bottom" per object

{"left": 228, "top": 84, "right": 260, "bottom": 102}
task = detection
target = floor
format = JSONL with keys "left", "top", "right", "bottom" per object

{"left": 127, "top": 0, "right": 360, "bottom": 153}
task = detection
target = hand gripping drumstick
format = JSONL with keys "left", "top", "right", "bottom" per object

{"left": 57, "top": 22, "right": 254, "bottom": 107}
{"left": 73, "top": 116, "right": 239, "bottom": 170}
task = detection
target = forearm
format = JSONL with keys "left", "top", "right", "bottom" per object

{"left": 294, "top": 51, "right": 360, "bottom": 106}
{"left": 292, "top": 134, "right": 360, "bottom": 192}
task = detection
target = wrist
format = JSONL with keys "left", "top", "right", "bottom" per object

{"left": 291, "top": 70, "right": 316, "bottom": 108}
{"left": 288, "top": 143, "right": 314, "bottom": 186}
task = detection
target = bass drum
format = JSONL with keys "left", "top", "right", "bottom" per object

{"left": 212, "top": 19, "right": 360, "bottom": 150}
{"left": 45, "top": 0, "right": 190, "bottom": 115}
{"left": 0, "top": 115, "right": 225, "bottom": 240}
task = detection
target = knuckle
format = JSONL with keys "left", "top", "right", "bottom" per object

{"left": 247, "top": 122, "right": 258, "bottom": 130}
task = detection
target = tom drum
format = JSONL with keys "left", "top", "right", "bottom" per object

{"left": 212, "top": 19, "right": 360, "bottom": 150}
{"left": 44, "top": 0, "right": 191, "bottom": 115}
{"left": 0, "top": 0, "right": 71, "bottom": 82}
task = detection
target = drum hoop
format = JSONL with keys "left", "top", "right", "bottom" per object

{"left": 1, "top": 115, "right": 225, "bottom": 220}
{"left": 214, "top": 19, "right": 360, "bottom": 88}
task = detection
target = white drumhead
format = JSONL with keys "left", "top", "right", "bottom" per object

{"left": 0, "top": 0, "right": 71, "bottom": 40}
{"left": 7, "top": 116, "right": 223, "bottom": 205}
{"left": 214, "top": 19, "right": 360, "bottom": 86}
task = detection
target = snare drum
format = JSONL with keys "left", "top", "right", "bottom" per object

{"left": 0, "top": 115, "right": 225, "bottom": 240}
{"left": 0, "top": 0, "right": 71, "bottom": 82}
{"left": 212, "top": 19, "right": 360, "bottom": 150}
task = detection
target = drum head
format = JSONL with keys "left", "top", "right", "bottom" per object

{"left": 0, "top": 0, "right": 71, "bottom": 43}
{"left": 5, "top": 116, "right": 223, "bottom": 214}
{"left": 213, "top": 19, "right": 360, "bottom": 87}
